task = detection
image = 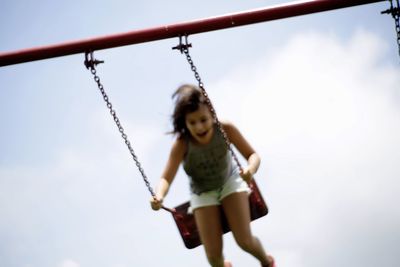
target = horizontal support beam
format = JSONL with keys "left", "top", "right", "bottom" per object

{"left": 0, "top": 0, "right": 384, "bottom": 67}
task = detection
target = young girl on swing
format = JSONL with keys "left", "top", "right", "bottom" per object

{"left": 150, "top": 84, "right": 275, "bottom": 267}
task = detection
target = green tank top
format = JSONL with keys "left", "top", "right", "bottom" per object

{"left": 183, "top": 125, "right": 236, "bottom": 194}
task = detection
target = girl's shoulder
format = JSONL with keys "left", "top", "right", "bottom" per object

{"left": 175, "top": 136, "right": 188, "bottom": 146}
{"left": 171, "top": 136, "right": 189, "bottom": 155}
{"left": 219, "top": 120, "right": 244, "bottom": 142}
{"left": 220, "top": 119, "right": 237, "bottom": 134}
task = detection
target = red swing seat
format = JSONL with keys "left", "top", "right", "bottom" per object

{"left": 171, "top": 179, "right": 268, "bottom": 249}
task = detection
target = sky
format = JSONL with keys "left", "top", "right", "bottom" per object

{"left": 0, "top": 1, "right": 399, "bottom": 267}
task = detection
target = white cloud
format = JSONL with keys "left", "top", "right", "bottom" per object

{"left": 57, "top": 259, "right": 80, "bottom": 267}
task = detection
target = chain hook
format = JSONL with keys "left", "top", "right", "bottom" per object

{"left": 172, "top": 34, "right": 192, "bottom": 53}
{"left": 381, "top": 0, "right": 400, "bottom": 58}
{"left": 84, "top": 50, "right": 104, "bottom": 71}
{"left": 381, "top": 0, "right": 400, "bottom": 18}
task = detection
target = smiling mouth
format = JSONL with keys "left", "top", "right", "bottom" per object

{"left": 197, "top": 130, "right": 209, "bottom": 137}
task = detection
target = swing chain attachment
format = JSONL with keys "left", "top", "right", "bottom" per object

{"left": 382, "top": 0, "right": 400, "bottom": 58}
{"left": 172, "top": 34, "right": 192, "bottom": 54}
{"left": 173, "top": 36, "right": 244, "bottom": 173}
{"left": 84, "top": 50, "right": 104, "bottom": 70}
{"left": 83, "top": 50, "right": 159, "bottom": 202}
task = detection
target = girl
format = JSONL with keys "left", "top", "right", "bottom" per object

{"left": 150, "top": 84, "right": 275, "bottom": 267}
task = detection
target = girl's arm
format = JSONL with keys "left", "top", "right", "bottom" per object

{"left": 151, "top": 137, "right": 186, "bottom": 210}
{"left": 222, "top": 121, "right": 261, "bottom": 183}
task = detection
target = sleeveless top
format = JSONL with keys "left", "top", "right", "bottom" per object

{"left": 183, "top": 125, "right": 237, "bottom": 194}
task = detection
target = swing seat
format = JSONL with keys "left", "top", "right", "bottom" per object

{"left": 171, "top": 179, "right": 268, "bottom": 249}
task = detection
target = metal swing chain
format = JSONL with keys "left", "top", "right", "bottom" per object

{"left": 382, "top": 0, "right": 400, "bottom": 57}
{"left": 173, "top": 36, "right": 244, "bottom": 173}
{"left": 84, "top": 51, "right": 156, "bottom": 199}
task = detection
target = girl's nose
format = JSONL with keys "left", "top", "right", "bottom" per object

{"left": 194, "top": 123, "right": 203, "bottom": 131}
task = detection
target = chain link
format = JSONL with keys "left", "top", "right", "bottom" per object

{"left": 394, "top": 1, "right": 400, "bottom": 57}
{"left": 85, "top": 56, "right": 156, "bottom": 198}
{"left": 180, "top": 46, "right": 244, "bottom": 172}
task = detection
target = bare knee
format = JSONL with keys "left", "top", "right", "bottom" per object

{"left": 236, "top": 236, "right": 257, "bottom": 252}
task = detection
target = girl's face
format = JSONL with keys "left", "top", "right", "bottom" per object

{"left": 185, "top": 104, "right": 214, "bottom": 144}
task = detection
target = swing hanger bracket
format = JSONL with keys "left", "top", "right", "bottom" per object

{"left": 84, "top": 50, "right": 104, "bottom": 70}
{"left": 381, "top": 0, "right": 400, "bottom": 58}
{"left": 381, "top": 0, "right": 400, "bottom": 18}
{"left": 172, "top": 34, "right": 192, "bottom": 53}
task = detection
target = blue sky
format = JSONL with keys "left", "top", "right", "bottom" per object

{"left": 1, "top": 1, "right": 399, "bottom": 267}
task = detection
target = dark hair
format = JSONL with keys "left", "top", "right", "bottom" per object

{"left": 171, "top": 84, "right": 207, "bottom": 137}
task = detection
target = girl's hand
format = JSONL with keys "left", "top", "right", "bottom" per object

{"left": 150, "top": 197, "right": 163, "bottom": 211}
{"left": 240, "top": 167, "right": 253, "bottom": 184}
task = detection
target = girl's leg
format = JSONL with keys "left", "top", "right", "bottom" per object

{"left": 222, "top": 192, "right": 272, "bottom": 266}
{"left": 194, "top": 205, "right": 226, "bottom": 267}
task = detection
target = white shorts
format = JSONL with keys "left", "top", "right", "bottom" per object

{"left": 190, "top": 173, "right": 251, "bottom": 212}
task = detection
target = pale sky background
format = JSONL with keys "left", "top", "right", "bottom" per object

{"left": 1, "top": 1, "right": 399, "bottom": 267}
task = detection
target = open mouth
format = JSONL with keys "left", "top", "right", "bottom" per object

{"left": 196, "top": 130, "right": 209, "bottom": 138}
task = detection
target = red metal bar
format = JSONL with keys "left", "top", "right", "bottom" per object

{"left": 0, "top": 0, "right": 384, "bottom": 67}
